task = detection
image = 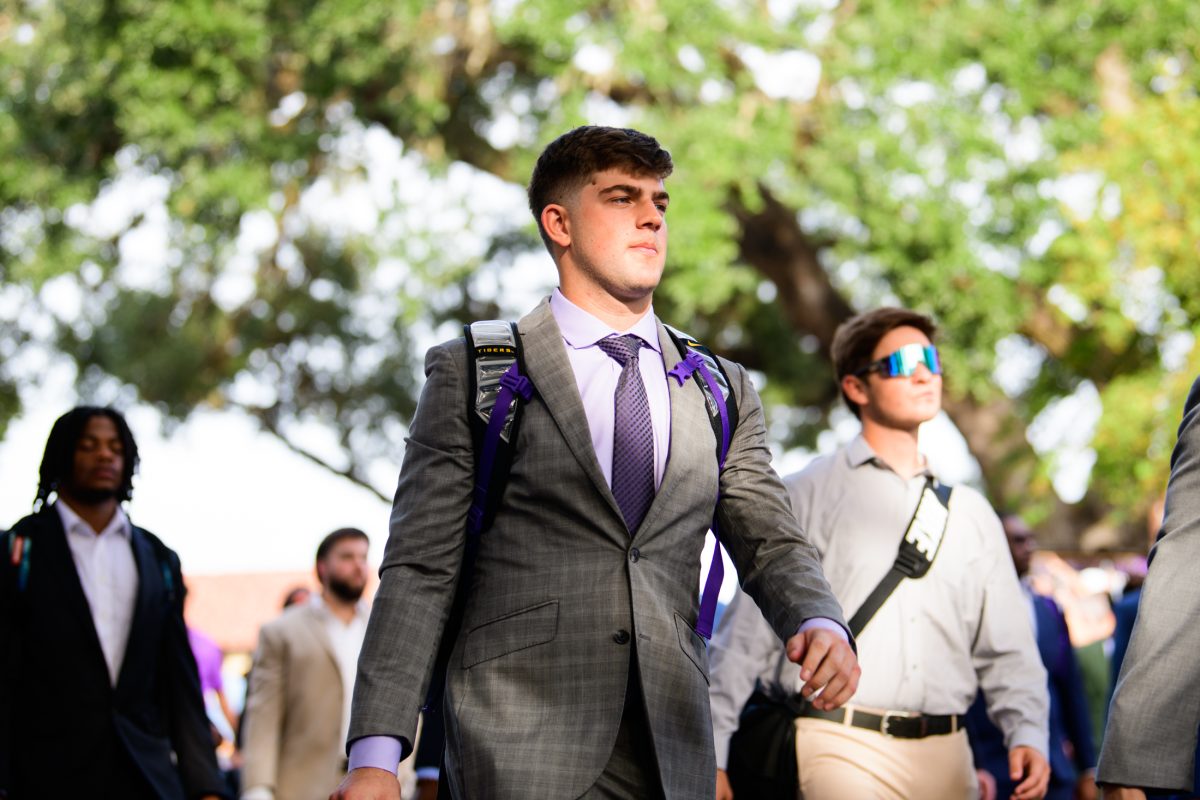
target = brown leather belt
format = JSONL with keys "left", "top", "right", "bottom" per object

{"left": 798, "top": 704, "right": 964, "bottom": 739}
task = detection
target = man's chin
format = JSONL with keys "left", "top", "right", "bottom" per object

{"left": 328, "top": 580, "right": 367, "bottom": 603}
{"left": 63, "top": 486, "right": 120, "bottom": 505}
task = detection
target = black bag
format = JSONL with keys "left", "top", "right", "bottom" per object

{"left": 726, "top": 686, "right": 804, "bottom": 800}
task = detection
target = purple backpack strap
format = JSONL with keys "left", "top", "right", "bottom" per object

{"left": 468, "top": 362, "right": 533, "bottom": 536}
{"left": 666, "top": 329, "right": 740, "bottom": 639}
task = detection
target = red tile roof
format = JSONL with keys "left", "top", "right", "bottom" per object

{"left": 183, "top": 571, "right": 321, "bottom": 654}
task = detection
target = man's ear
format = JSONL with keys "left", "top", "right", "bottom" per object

{"left": 541, "top": 203, "right": 571, "bottom": 250}
{"left": 841, "top": 374, "right": 870, "bottom": 409}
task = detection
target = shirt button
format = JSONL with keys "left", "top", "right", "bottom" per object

{"left": 613, "top": 629, "right": 631, "bottom": 645}
{"left": 629, "top": 548, "right": 641, "bottom": 563}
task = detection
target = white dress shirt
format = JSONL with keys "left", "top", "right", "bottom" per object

{"left": 56, "top": 500, "right": 138, "bottom": 686}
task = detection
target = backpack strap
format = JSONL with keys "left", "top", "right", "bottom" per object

{"left": 664, "top": 325, "right": 740, "bottom": 639}
{"left": 463, "top": 321, "right": 533, "bottom": 537}
{"left": 425, "top": 322, "right": 532, "bottom": 719}
{"left": 6, "top": 529, "right": 32, "bottom": 593}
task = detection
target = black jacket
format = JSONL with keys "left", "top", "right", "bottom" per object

{"left": 1, "top": 505, "right": 227, "bottom": 799}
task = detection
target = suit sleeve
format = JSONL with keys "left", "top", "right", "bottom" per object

{"left": 713, "top": 359, "right": 849, "bottom": 644}
{"left": 348, "top": 341, "right": 474, "bottom": 758}
{"left": 708, "top": 586, "right": 791, "bottom": 770}
{"left": 240, "top": 622, "right": 287, "bottom": 796}
{"left": 1048, "top": 602, "right": 1096, "bottom": 773}
{"left": 161, "top": 550, "right": 230, "bottom": 799}
{"left": 1098, "top": 375, "right": 1200, "bottom": 792}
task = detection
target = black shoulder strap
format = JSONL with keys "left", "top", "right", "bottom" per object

{"left": 847, "top": 479, "right": 953, "bottom": 638}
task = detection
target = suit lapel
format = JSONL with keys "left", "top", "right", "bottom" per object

{"left": 116, "top": 526, "right": 161, "bottom": 697}
{"left": 305, "top": 602, "right": 344, "bottom": 681}
{"left": 519, "top": 300, "right": 625, "bottom": 526}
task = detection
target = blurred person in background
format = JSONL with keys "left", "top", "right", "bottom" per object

{"left": 241, "top": 528, "right": 418, "bottom": 800}
{"left": 967, "top": 513, "right": 1097, "bottom": 800}
{"left": 283, "top": 585, "right": 312, "bottom": 608}
{"left": 0, "top": 406, "right": 228, "bottom": 799}
{"left": 709, "top": 308, "right": 1049, "bottom": 800}
{"left": 1099, "top": 378, "right": 1200, "bottom": 799}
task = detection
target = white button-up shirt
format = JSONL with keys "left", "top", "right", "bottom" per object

{"left": 57, "top": 501, "right": 139, "bottom": 686}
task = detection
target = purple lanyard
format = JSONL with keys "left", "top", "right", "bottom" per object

{"left": 466, "top": 363, "right": 533, "bottom": 538}
{"left": 669, "top": 350, "right": 731, "bottom": 639}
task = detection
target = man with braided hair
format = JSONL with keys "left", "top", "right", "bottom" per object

{"left": 1, "top": 406, "right": 227, "bottom": 799}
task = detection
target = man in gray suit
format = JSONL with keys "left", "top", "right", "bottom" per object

{"left": 1098, "top": 375, "right": 1200, "bottom": 799}
{"left": 331, "top": 126, "right": 859, "bottom": 800}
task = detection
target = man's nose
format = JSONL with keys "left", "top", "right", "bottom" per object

{"left": 638, "top": 199, "right": 662, "bottom": 230}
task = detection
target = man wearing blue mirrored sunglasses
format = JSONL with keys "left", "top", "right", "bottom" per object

{"left": 710, "top": 307, "right": 1050, "bottom": 800}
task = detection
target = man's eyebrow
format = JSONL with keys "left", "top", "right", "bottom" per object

{"left": 597, "top": 184, "right": 671, "bottom": 204}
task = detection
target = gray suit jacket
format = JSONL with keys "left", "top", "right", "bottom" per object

{"left": 242, "top": 602, "right": 347, "bottom": 800}
{"left": 1098, "top": 374, "right": 1200, "bottom": 792}
{"left": 349, "top": 300, "right": 847, "bottom": 800}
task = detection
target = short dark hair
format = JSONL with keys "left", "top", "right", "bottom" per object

{"left": 527, "top": 125, "right": 674, "bottom": 252}
{"left": 831, "top": 308, "right": 938, "bottom": 419}
{"left": 36, "top": 406, "right": 140, "bottom": 509}
{"left": 315, "top": 527, "right": 368, "bottom": 567}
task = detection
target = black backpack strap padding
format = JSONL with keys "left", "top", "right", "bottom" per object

{"left": 847, "top": 479, "right": 953, "bottom": 638}
{"left": 424, "top": 322, "right": 529, "bottom": 726}
{"left": 463, "top": 321, "right": 526, "bottom": 535}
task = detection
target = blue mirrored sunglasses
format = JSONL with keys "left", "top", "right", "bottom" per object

{"left": 856, "top": 343, "right": 942, "bottom": 378}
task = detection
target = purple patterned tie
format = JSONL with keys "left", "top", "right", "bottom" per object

{"left": 597, "top": 334, "right": 655, "bottom": 533}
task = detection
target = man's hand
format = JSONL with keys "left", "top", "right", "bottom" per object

{"left": 1074, "top": 772, "right": 1098, "bottom": 800}
{"left": 784, "top": 627, "right": 860, "bottom": 711}
{"left": 1008, "top": 746, "right": 1050, "bottom": 800}
{"left": 415, "top": 778, "right": 438, "bottom": 800}
{"left": 976, "top": 768, "right": 997, "bottom": 800}
{"left": 1099, "top": 787, "right": 1146, "bottom": 800}
{"left": 330, "top": 767, "right": 401, "bottom": 800}
{"left": 715, "top": 767, "right": 734, "bottom": 800}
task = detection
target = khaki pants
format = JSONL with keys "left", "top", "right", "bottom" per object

{"left": 794, "top": 716, "right": 979, "bottom": 800}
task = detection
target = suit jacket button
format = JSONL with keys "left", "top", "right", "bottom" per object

{"left": 629, "top": 547, "right": 640, "bottom": 563}
{"left": 613, "top": 629, "right": 631, "bottom": 645}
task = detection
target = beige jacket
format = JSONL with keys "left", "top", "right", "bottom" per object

{"left": 240, "top": 602, "right": 351, "bottom": 800}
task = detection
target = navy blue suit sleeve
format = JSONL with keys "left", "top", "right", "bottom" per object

{"left": 1048, "top": 600, "right": 1097, "bottom": 772}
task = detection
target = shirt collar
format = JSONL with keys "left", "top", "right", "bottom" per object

{"left": 311, "top": 592, "right": 369, "bottom": 622}
{"left": 55, "top": 500, "right": 131, "bottom": 540}
{"left": 549, "top": 288, "right": 662, "bottom": 354}
{"left": 844, "top": 434, "right": 934, "bottom": 479}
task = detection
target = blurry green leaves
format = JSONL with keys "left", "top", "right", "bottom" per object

{"left": 2, "top": 0, "right": 1199, "bottom": 527}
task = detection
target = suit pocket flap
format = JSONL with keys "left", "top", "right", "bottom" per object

{"left": 674, "top": 613, "right": 709, "bottom": 683}
{"left": 462, "top": 600, "right": 559, "bottom": 669}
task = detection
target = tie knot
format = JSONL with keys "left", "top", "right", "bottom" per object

{"left": 597, "top": 334, "right": 644, "bottom": 367}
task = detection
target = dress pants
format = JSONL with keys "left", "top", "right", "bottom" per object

{"left": 578, "top": 652, "right": 665, "bottom": 800}
{"left": 794, "top": 716, "right": 978, "bottom": 800}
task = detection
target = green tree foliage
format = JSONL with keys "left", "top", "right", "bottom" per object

{"left": 1, "top": 0, "right": 1196, "bottom": 545}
